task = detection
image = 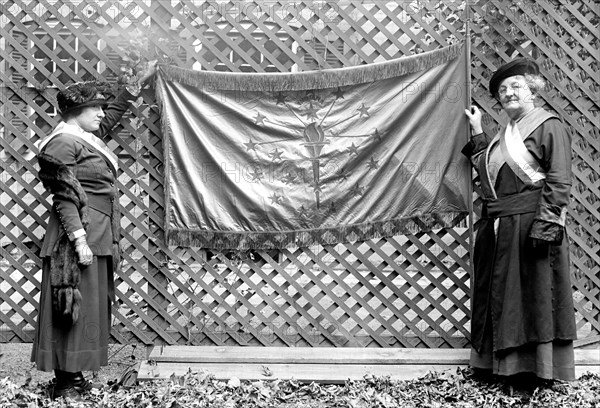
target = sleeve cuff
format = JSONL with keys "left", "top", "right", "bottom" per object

{"left": 529, "top": 220, "right": 564, "bottom": 245}
{"left": 461, "top": 133, "right": 488, "bottom": 157}
{"left": 535, "top": 204, "right": 567, "bottom": 226}
{"left": 69, "top": 229, "right": 86, "bottom": 241}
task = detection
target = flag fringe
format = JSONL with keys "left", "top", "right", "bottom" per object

{"left": 154, "top": 75, "right": 176, "bottom": 239}
{"left": 166, "top": 211, "right": 468, "bottom": 250}
{"left": 158, "top": 42, "right": 463, "bottom": 92}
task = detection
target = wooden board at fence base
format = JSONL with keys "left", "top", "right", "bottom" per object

{"left": 137, "top": 346, "right": 600, "bottom": 383}
{"left": 138, "top": 362, "right": 464, "bottom": 383}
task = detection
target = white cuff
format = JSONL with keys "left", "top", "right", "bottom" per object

{"left": 69, "top": 229, "right": 86, "bottom": 241}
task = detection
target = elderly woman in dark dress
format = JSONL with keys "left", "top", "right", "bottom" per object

{"left": 462, "top": 58, "right": 577, "bottom": 385}
{"left": 31, "top": 61, "right": 156, "bottom": 400}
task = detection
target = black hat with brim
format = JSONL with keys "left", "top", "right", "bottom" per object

{"left": 57, "top": 81, "right": 113, "bottom": 116}
{"left": 59, "top": 98, "right": 109, "bottom": 116}
{"left": 489, "top": 58, "right": 540, "bottom": 97}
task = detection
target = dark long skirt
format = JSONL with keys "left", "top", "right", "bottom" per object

{"left": 470, "top": 316, "right": 576, "bottom": 380}
{"left": 31, "top": 256, "right": 113, "bottom": 372}
{"left": 469, "top": 211, "right": 576, "bottom": 381}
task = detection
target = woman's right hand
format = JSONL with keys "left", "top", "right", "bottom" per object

{"left": 465, "top": 105, "right": 483, "bottom": 135}
{"left": 74, "top": 236, "right": 93, "bottom": 266}
{"left": 138, "top": 60, "right": 158, "bottom": 85}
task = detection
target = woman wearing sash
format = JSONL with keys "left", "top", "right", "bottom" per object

{"left": 31, "top": 61, "right": 156, "bottom": 400}
{"left": 462, "top": 58, "right": 576, "bottom": 386}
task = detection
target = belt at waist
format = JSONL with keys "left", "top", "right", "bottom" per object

{"left": 87, "top": 193, "right": 113, "bottom": 216}
{"left": 482, "top": 189, "right": 541, "bottom": 218}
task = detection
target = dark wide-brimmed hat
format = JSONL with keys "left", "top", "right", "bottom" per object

{"left": 489, "top": 58, "right": 540, "bottom": 97}
{"left": 57, "top": 81, "right": 113, "bottom": 116}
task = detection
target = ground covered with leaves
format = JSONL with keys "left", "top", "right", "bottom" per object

{"left": 1, "top": 366, "right": 599, "bottom": 408}
{"left": 1, "top": 342, "right": 598, "bottom": 407}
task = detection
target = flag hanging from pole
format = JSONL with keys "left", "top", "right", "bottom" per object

{"left": 156, "top": 42, "right": 470, "bottom": 250}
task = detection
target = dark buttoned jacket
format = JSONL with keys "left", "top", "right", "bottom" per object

{"left": 40, "top": 89, "right": 135, "bottom": 257}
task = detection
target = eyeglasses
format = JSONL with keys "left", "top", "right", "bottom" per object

{"left": 497, "top": 82, "right": 528, "bottom": 96}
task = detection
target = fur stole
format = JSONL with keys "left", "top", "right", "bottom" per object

{"left": 110, "top": 188, "right": 121, "bottom": 279}
{"left": 38, "top": 152, "right": 88, "bottom": 325}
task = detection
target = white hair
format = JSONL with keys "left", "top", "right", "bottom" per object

{"left": 524, "top": 73, "right": 546, "bottom": 95}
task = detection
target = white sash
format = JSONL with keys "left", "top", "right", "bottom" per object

{"left": 484, "top": 108, "right": 555, "bottom": 196}
{"left": 501, "top": 120, "right": 546, "bottom": 184}
{"left": 36, "top": 122, "right": 119, "bottom": 175}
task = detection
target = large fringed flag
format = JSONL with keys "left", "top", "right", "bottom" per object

{"left": 156, "top": 42, "right": 471, "bottom": 250}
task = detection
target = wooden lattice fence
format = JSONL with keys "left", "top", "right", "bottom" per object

{"left": 0, "top": 0, "right": 598, "bottom": 349}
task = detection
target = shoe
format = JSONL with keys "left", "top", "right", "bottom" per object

{"left": 468, "top": 367, "right": 495, "bottom": 383}
{"left": 52, "top": 385, "right": 83, "bottom": 401}
{"left": 71, "top": 372, "right": 102, "bottom": 393}
{"left": 504, "top": 372, "right": 548, "bottom": 392}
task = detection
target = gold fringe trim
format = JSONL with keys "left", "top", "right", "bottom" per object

{"left": 158, "top": 42, "right": 464, "bottom": 92}
{"left": 166, "top": 211, "right": 468, "bottom": 250}
{"left": 154, "top": 74, "right": 178, "bottom": 241}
